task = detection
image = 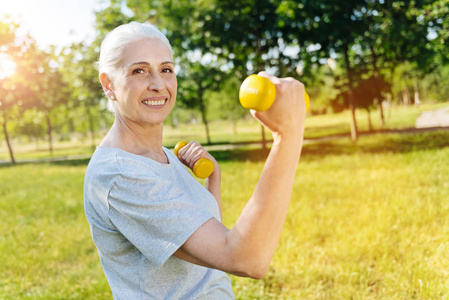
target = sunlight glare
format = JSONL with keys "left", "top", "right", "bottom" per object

{"left": 0, "top": 54, "right": 16, "bottom": 80}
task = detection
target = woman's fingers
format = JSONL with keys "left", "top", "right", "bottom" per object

{"left": 178, "top": 141, "right": 208, "bottom": 169}
{"left": 251, "top": 73, "right": 306, "bottom": 137}
{"left": 257, "top": 71, "right": 281, "bottom": 85}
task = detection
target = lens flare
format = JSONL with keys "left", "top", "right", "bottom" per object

{"left": 0, "top": 54, "right": 16, "bottom": 79}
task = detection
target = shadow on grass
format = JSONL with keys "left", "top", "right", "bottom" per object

{"left": 0, "top": 158, "right": 92, "bottom": 168}
{"left": 209, "top": 148, "right": 272, "bottom": 163}
{"left": 304, "top": 124, "right": 351, "bottom": 139}
{"left": 210, "top": 129, "right": 449, "bottom": 163}
{"left": 301, "top": 129, "right": 449, "bottom": 158}
{"left": 2, "top": 129, "right": 448, "bottom": 168}
{"left": 49, "top": 158, "right": 92, "bottom": 166}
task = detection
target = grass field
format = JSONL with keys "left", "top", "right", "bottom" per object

{"left": 222, "top": 131, "right": 449, "bottom": 299}
{"left": 1, "top": 104, "right": 449, "bottom": 299}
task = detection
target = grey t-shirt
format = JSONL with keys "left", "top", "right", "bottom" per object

{"left": 84, "top": 146, "right": 234, "bottom": 300}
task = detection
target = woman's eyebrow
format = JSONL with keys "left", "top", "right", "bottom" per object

{"left": 161, "top": 61, "right": 174, "bottom": 65}
{"left": 129, "top": 61, "right": 174, "bottom": 67}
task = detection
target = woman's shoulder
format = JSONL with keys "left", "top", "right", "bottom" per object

{"left": 90, "top": 147, "right": 150, "bottom": 171}
{"left": 87, "top": 146, "right": 178, "bottom": 178}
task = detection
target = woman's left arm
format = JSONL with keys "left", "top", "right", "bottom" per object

{"left": 206, "top": 164, "right": 222, "bottom": 219}
{"left": 177, "top": 141, "right": 222, "bottom": 219}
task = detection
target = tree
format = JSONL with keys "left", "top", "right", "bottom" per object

{"left": 198, "top": 0, "right": 304, "bottom": 148}
{"left": 18, "top": 45, "right": 71, "bottom": 154}
{"left": 52, "top": 3, "right": 135, "bottom": 148}
{"left": 207, "top": 76, "right": 248, "bottom": 136}
{"left": 421, "top": 0, "right": 449, "bottom": 63}
{"left": 66, "top": 42, "right": 105, "bottom": 147}
{"left": 301, "top": 0, "right": 369, "bottom": 140}
{"left": 16, "top": 108, "right": 46, "bottom": 148}
{"left": 0, "top": 76, "right": 19, "bottom": 164}
{"left": 75, "top": 0, "right": 449, "bottom": 148}
{"left": 0, "top": 19, "right": 32, "bottom": 164}
{"left": 296, "top": 0, "right": 440, "bottom": 135}
{"left": 63, "top": 2, "right": 132, "bottom": 147}
{"left": 361, "top": 1, "right": 437, "bottom": 100}
{"left": 353, "top": 75, "right": 390, "bottom": 131}
{"left": 177, "top": 60, "right": 229, "bottom": 144}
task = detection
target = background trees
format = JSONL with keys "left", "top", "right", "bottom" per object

{"left": 0, "top": 19, "right": 30, "bottom": 164}
{"left": 1, "top": 0, "right": 449, "bottom": 163}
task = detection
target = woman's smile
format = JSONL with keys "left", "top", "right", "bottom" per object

{"left": 142, "top": 96, "right": 168, "bottom": 108}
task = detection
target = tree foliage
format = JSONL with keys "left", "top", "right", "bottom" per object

{"left": 0, "top": 19, "right": 35, "bottom": 163}
{"left": 1, "top": 0, "right": 449, "bottom": 158}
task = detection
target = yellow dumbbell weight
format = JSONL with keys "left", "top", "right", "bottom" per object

{"left": 174, "top": 141, "right": 214, "bottom": 179}
{"left": 239, "top": 74, "right": 310, "bottom": 112}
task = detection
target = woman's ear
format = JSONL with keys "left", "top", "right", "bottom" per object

{"left": 100, "top": 73, "right": 116, "bottom": 100}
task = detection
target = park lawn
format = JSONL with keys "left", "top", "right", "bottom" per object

{"left": 222, "top": 130, "right": 449, "bottom": 299}
{"left": 0, "top": 142, "right": 96, "bottom": 162}
{"left": 1, "top": 129, "right": 448, "bottom": 299}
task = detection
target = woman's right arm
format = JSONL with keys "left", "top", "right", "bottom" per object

{"left": 173, "top": 72, "right": 306, "bottom": 279}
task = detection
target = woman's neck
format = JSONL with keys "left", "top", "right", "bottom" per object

{"left": 100, "top": 116, "right": 167, "bottom": 163}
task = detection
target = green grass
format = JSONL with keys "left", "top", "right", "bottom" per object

{"left": 0, "top": 160, "right": 111, "bottom": 299}
{"left": 1, "top": 129, "right": 448, "bottom": 299}
{"left": 221, "top": 131, "right": 449, "bottom": 299}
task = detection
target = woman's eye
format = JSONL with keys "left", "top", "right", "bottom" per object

{"left": 132, "top": 68, "right": 145, "bottom": 75}
{"left": 162, "top": 68, "right": 173, "bottom": 74}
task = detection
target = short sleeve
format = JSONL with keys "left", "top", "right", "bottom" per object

{"left": 107, "top": 172, "right": 214, "bottom": 267}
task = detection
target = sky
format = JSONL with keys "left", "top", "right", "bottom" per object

{"left": 0, "top": 0, "right": 109, "bottom": 49}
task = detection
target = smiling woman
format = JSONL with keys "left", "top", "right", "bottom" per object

{"left": 100, "top": 38, "right": 177, "bottom": 124}
{"left": 84, "top": 21, "right": 307, "bottom": 300}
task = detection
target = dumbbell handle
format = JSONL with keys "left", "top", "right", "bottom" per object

{"left": 174, "top": 141, "right": 214, "bottom": 179}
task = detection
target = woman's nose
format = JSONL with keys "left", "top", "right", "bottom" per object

{"left": 148, "top": 74, "right": 165, "bottom": 91}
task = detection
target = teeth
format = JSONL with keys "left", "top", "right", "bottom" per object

{"left": 142, "top": 99, "right": 166, "bottom": 106}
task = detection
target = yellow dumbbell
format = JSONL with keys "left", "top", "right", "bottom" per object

{"left": 174, "top": 141, "right": 214, "bottom": 179}
{"left": 239, "top": 74, "right": 310, "bottom": 112}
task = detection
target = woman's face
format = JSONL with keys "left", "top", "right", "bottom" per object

{"left": 112, "top": 38, "right": 177, "bottom": 126}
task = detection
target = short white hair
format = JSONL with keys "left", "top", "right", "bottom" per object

{"left": 98, "top": 22, "right": 173, "bottom": 112}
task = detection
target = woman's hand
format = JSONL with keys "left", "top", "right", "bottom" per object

{"left": 176, "top": 141, "right": 222, "bottom": 217}
{"left": 250, "top": 71, "right": 306, "bottom": 141}
{"left": 176, "top": 141, "right": 220, "bottom": 176}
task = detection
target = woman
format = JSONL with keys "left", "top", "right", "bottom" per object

{"left": 84, "top": 21, "right": 306, "bottom": 299}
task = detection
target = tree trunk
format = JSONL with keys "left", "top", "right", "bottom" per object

{"left": 255, "top": 37, "right": 267, "bottom": 150}
{"left": 343, "top": 44, "right": 358, "bottom": 141}
{"left": 389, "top": 67, "right": 396, "bottom": 104}
{"left": 45, "top": 111, "right": 53, "bottom": 155}
{"left": 378, "top": 98, "right": 385, "bottom": 127}
{"left": 403, "top": 85, "right": 411, "bottom": 106}
{"left": 198, "top": 87, "right": 211, "bottom": 145}
{"left": 86, "top": 104, "right": 96, "bottom": 148}
{"left": 386, "top": 94, "right": 392, "bottom": 119}
{"left": 369, "top": 44, "right": 385, "bottom": 127}
{"left": 278, "top": 50, "right": 287, "bottom": 78}
{"left": 414, "top": 78, "right": 420, "bottom": 106}
{"left": 34, "top": 136, "right": 40, "bottom": 151}
{"left": 366, "top": 107, "right": 373, "bottom": 131}
{"left": 260, "top": 126, "right": 267, "bottom": 149}
{"left": 232, "top": 117, "right": 237, "bottom": 136}
{"left": 1, "top": 110, "right": 15, "bottom": 164}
